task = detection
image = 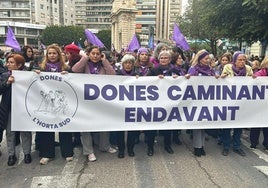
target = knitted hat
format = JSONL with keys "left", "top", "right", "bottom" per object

{"left": 232, "top": 51, "right": 243, "bottom": 63}
{"left": 137, "top": 47, "right": 148, "bottom": 55}
{"left": 198, "top": 50, "right": 209, "bottom": 62}
{"left": 65, "top": 44, "right": 80, "bottom": 54}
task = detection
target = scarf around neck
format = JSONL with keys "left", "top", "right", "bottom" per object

{"left": 173, "top": 65, "right": 185, "bottom": 76}
{"left": 138, "top": 62, "right": 150, "bottom": 76}
{"left": 195, "top": 64, "right": 214, "bottom": 76}
{"left": 88, "top": 61, "right": 102, "bottom": 74}
{"left": 121, "top": 69, "right": 135, "bottom": 76}
{"left": 232, "top": 64, "right": 246, "bottom": 76}
{"left": 46, "top": 62, "right": 62, "bottom": 72}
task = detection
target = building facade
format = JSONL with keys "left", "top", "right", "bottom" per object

{"left": 75, "top": 0, "right": 112, "bottom": 30}
{"left": 135, "top": 0, "right": 156, "bottom": 47}
{"left": 156, "top": 0, "right": 182, "bottom": 42}
{"left": 32, "top": 0, "right": 75, "bottom": 26}
{"left": 0, "top": 0, "right": 77, "bottom": 48}
{"left": 0, "top": 0, "right": 31, "bottom": 23}
{"left": 111, "top": 0, "right": 137, "bottom": 50}
{"left": 0, "top": 21, "right": 46, "bottom": 50}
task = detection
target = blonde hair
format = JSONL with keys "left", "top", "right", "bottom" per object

{"left": 40, "top": 44, "right": 69, "bottom": 71}
{"left": 260, "top": 56, "right": 268, "bottom": 68}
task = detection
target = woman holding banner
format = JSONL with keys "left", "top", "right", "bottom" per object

{"left": 0, "top": 54, "right": 32, "bottom": 166}
{"left": 147, "top": 50, "right": 176, "bottom": 154}
{"left": 250, "top": 56, "right": 268, "bottom": 150}
{"left": 220, "top": 51, "right": 253, "bottom": 156}
{"left": 185, "top": 49, "right": 216, "bottom": 157}
{"left": 36, "top": 44, "right": 74, "bottom": 165}
{"left": 134, "top": 47, "right": 155, "bottom": 156}
{"left": 116, "top": 54, "right": 139, "bottom": 158}
{"left": 149, "top": 43, "right": 169, "bottom": 68}
{"left": 72, "top": 46, "right": 117, "bottom": 162}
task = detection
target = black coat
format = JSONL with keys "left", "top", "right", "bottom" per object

{"left": 147, "top": 65, "right": 173, "bottom": 76}
{"left": 0, "top": 72, "right": 11, "bottom": 129}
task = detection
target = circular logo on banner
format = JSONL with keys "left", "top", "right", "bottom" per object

{"left": 25, "top": 75, "right": 78, "bottom": 130}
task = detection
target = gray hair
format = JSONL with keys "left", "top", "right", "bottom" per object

{"left": 121, "top": 54, "right": 135, "bottom": 64}
{"left": 158, "top": 50, "right": 171, "bottom": 60}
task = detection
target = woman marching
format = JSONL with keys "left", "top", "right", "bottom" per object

{"left": 134, "top": 47, "right": 155, "bottom": 156}
{"left": 250, "top": 56, "right": 268, "bottom": 150}
{"left": 220, "top": 51, "right": 253, "bottom": 156}
{"left": 36, "top": 44, "right": 74, "bottom": 164}
{"left": 147, "top": 50, "right": 177, "bottom": 154}
{"left": 0, "top": 54, "right": 32, "bottom": 166}
{"left": 185, "top": 49, "right": 216, "bottom": 157}
{"left": 72, "top": 46, "right": 117, "bottom": 162}
{"left": 116, "top": 54, "right": 139, "bottom": 158}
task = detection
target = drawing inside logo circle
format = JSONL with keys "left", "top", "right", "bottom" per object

{"left": 25, "top": 79, "right": 78, "bottom": 119}
{"left": 36, "top": 90, "right": 69, "bottom": 115}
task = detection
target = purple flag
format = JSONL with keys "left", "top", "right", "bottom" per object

{"left": 5, "top": 26, "right": 21, "bottom": 51}
{"left": 127, "top": 34, "right": 140, "bottom": 52}
{"left": 172, "top": 23, "right": 190, "bottom": 51}
{"left": 85, "top": 29, "right": 105, "bottom": 48}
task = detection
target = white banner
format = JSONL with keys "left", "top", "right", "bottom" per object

{"left": 11, "top": 70, "right": 268, "bottom": 132}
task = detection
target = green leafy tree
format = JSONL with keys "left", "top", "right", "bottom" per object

{"left": 95, "top": 30, "right": 111, "bottom": 50}
{"left": 178, "top": 0, "right": 222, "bottom": 55}
{"left": 179, "top": 0, "right": 268, "bottom": 56}
{"left": 41, "top": 26, "right": 85, "bottom": 46}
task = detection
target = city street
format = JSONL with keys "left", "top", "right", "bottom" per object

{"left": 0, "top": 130, "right": 268, "bottom": 188}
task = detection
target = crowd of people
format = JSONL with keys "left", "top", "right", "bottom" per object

{"left": 0, "top": 42, "right": 267, "bottom": 167}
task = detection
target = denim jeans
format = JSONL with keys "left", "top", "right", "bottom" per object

{"left": 222, "top": 128, "right": 242, "bottom": 150}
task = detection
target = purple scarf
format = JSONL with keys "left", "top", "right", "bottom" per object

{"left": 173, "top": 65, "right": 185, "bottom": 76}
{"left": 232, "top": 64, "right": 246, "bottom": 76}
{"left": 121, "top": 69, "right": 135, "bottom": 76}
{"left": 195, "top": 64, "right": 215, "bottom": 76}
{"left": 46, "top": 62, "right": 62, "bottom": 72}
{"left": 88, "top": 61, "right": 102, "bottom": 74}
{"left": 138, "top": 64, "right": 150, "bottom": 76}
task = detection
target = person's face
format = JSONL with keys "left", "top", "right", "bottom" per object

{"left": 159, "top": 55, "right": 170, "bottom": 66}
{"left": 176, "top": 55, "right": 183, "bottom": 66}
{"left": 47, "top": 48, "right": 59, "bottom": 63}
{"left": 62, "top": 52, "right": 68, "bottom": 62}
{"left": 160, "top": 46, "right": 169, "bottom": 52}
{"left": 235, "top": 54, "right": 246, "bottom": 69}
{"left": 199, "top": 55, "right": 210, "bottom": 66}
{"left": 6, "top": 57, "right": 22, "bottom": 71}
{"left": 139, "top": 52, "right": 149, "bottom": 63}
{"left": 123, "top": 61, "right": 133, "bottom": 72}
{"left": 221, "top": 56, "right": 229, "bottom": 66}
{"left": 88, "top": 48, "right": 101, "bottom": 63}
{"left": 26, "top": 48, "right": 33, "bottom": 58}
{"left": 251, "top": 61, "right": 259, "bottom": 69}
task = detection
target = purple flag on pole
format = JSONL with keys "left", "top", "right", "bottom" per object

{"left": 5, "top": 26, "right": 21, "bottom": 51}
{"left": 172, "top": 23, "right": 190, "bottom": 51}
{"left": 127, "top": 34, "right": 140, "bottom": 52}
{"left": 85, "top": 29, "right": 105, "bottom": 48}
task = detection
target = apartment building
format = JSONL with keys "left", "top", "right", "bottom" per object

{"left": 156, "top": 0, "right": 182, "bottom": 42}
{"left": 75, "top": 0, "right": 112, "bottom": 30}
{"left": 135, "top": 0, "right": 156, "bottom": 46}
{"left": 32, "top": 0, "right": 75, "bottom": 26}
{"left": 0, "top": 0, "right": 77, "bottom": 48}
{"left": 135, "top": 0, "right": 183, "bottom": 46}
